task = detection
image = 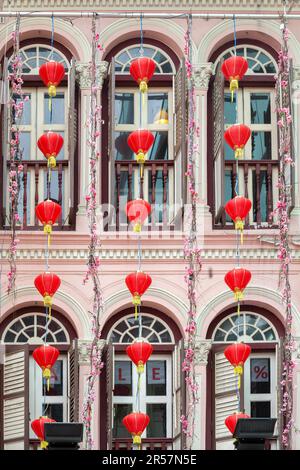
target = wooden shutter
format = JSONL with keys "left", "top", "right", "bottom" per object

{"left": 173, "top": 339, "right": 185, "bottom": 450}
{"left": 68, "top": 339, "right": 79, "bottom": 422}
{"left": 0, "top": 346, "right": 29, "bottom": 450}
{"left": 1, "top": 56, "right": 9, "bottom": 227}
{"left": 68, "top": 58, "right": 77, "bottom": 227}
{"left": 214, "top": 350, "right": 239, "bottom": 450}
{"left": 173, "top": 59, "right": 187, "bottom": 209}
{"left": 211, "top": 62, "right": 225, "bottom": 224}
{"left": 108, "top": 58, "right": 116, "bottom": 208}
{"left": 106, "top": 340, "right": 114, "bottom": 450}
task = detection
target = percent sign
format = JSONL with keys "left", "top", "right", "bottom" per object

{"left": 254, "top": 365, "right": 268, "bottom": 380}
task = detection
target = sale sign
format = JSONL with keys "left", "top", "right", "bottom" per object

{"left": 251, "top": 358, "right": 269, "bottom": 383}
{"left": 147, "top": 360, "right": 166, "bottom": 384}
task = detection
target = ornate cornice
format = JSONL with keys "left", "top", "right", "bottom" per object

{"left": 3, "top": 1, "right": 286, "bottom": 11}
{"left": 193, "top": 63, "right": 213, "bottom": 90}
{"left": 194, "top": 338, "right": 212, "bottom": 366}
{"left": 78, "top": 339, "right": 106, "bottom": 365}
{"left": 75, "top": 61, "right": 109, "bottom": 89}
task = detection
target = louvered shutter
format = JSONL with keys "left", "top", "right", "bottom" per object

{"left": 276, "top": 339, "right": 284, "bottom": 449}
{"left": 68, "top": 58, "right": 77, "bottom": 227}
{"left": 211, "top": 62, "right": 225, "bottom": 224}
{"left": 214, "top": 351, "right": 239, "bottom": 450}
{"left": 1, "top": 56, "right": 9, "bottom": 227}
{"left": 1, "top": 346, "right": 29, "bottom": 450}
{"left": 173, "top": 59, "right": 187, "bottom": 211}
{"left": 106, "top": 340, "right": 114, "bottom": 450}
{"left": 68, "top": 339, "right": 79, "bottom": 422}
{"left": 108, "top": 59, "right": 116, "bottom": 210}
{"left": 173, "top": 339, "right": 185, "bottom": 450}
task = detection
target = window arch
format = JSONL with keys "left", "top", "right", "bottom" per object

{"left": 108, "top": 313, "right": 174, "bottom": 344}
{"left": 8, "top": 44, "right": 69, "bottom": 74}
{"left": 212, "top": 311, "right": 277, "bottom": 343}
{"left": 2, "top": 312, "right": 70, "bottom": 344}
{"left": 214, "top": 44, "right": 277, "bottom": 75}
{"left": 114, "top": 44, "right": 175, "bottom": 74}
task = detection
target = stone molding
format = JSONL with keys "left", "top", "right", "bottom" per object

{"left": 194, "top": 338, "right": 213, "bottom": 366}
{"left": 193, "top": 63, "right": 213, "bottom": 90}
{"left": 78, "top": 339, "right": 107, "bottom": 365}
{"left": 75, "top": 61, "right": 109, "bottom": 89}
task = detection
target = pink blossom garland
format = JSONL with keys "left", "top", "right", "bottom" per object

{"left": 7, "top": 17, "right": 25, "bottom": 293}
{"left": 274, "top": 21, "right": 295, "bottom": 450}
{"left": 181, "top": 15, "right": 202, "bottom": 447}
{"left": 81, "top": 16, "right": 105, "bottom": 450}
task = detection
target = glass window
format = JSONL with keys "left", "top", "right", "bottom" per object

{"left": 19, "top": 132, "right": 31, "bottom": 160}
{"left": 224, "top": 93, "right": 237, "bottom": 125}
{"left": 115, "top": 361, "right": 132, "bottom": 396}
{"left": 44, "top": 360, "right": 63, "bottom": 396}
{"left": 146, "top": 360, "right": 166, "bottom": 396}
{"left": 148, "top": 132, "right": 168, "bottom": 160}
{"left": 115, "top": 93, "right": 134, "bottom": 125}
{"left": 42, "top": 403, "right": 64, "bottom": 422}
{"left": 148, "top": 93, "right": 168, "bottom": 125}
{"left": 146, "top": 403, "right": 166, "bottom": 438}
{"left": 44, "top": 93, "right": 65, "bottom": 124}
{"left": 250, "top": 358, "right": 271, "bottom": 394}
{"left": 251, "top": 401, "right": 271, "bottom": 418}
{"left": 113, "top": 404, "right": 133, "bottom": 438}
{"left": 110, "top": 315, "right": 173, "bottom": 344}
{"left": 250, "top": 93, "right": 271, "bottom": 124}
{"left": 251, "top": 131, "right": 271, "bottom": 160}
{"left": 115, "top": 131, "right": 134, "bottom": 160}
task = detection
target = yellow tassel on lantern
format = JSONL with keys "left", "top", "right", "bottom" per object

{"left": 230, "top": 77, "right": 239, "bottom": 102}
{"left": 136, "top": 150, "right": 146, "bottom": 165}
{"left": 233, "top": 365, "right": 243, "bottom": 389}
{"left": 139, "top": 80, "right": 148, "bottom": 93}
{"left": 234, "top": 146, "right": 244, "bottom": 159}
{"left": 235, "top": 218, "right": 244, "bottom": 244}
{"left": 43, "top": 367, "right": 51, "bottom": 392}
{"left": 132, "top": 294, "right": 141, "bottom": 319}
{"left": 43, "top": 294, "right": 53, "bottom": 319}
{"left": 133, "top": 434, "right": 142, "bottom": 445}
{"left": 137, "top": 360, "right": 144, "bottom": 374}
{"left": 48, "top": 84, "right": 56, "bottom": 113}
{"left": 47, "top": 155, "right": 57, "bottom": 169}
{"left": 234, "top": 289, "right": 244, "bottom": 302}
{"left": 133, "top": 222, "right": 142, "bottom": 233}
{"left": 44, "top": 223, "right": 52, "bottom": 247}
{"left": 40, "top": 440, "right": 49, "bottom": 449}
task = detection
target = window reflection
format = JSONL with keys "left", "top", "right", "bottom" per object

{"left": 114, "top": 361, "right": 132, "bottom": 396}
{"left": 115, "top": 132, "right": 134, "bottom": 160}
{"left": 44, "top": 360, "right": 63, "bottom": 396}
{"left": 115, "top": 93, "right": 134, "bottom": 125}
{"left": 148, "top": 93, "right": 168, "bottom": 125}
{"left": 44, "top": 93, "right": 65, "bottom": 124}
{"left": 250, "top": 93, "right": 271, "bottom": 124}
{"left": 113, "top": 404, "right": 132, "bottom": 438}
{"left": 148, "top": 132, "right": 168, "bottom": 160}
{"left": 146, "top": 403, "right": 166, "bottom": 438}
{"left": 251, "top": 131, "right": 271, "bottom": 160}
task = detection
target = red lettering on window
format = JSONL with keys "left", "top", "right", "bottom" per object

{"left": 118, "top": 367, "right": 125, "bottom": 381}
{"left": 152, "top": 367, "right": 160, "bottom": 381}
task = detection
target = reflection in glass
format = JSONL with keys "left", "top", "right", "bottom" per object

{"left": 224, "top": 93, "right": 237, "bottom": 125}
{"left": 44, "top": 93, "right": 65, "bottom": 124}
{"left": 18, "top": 172, "right": 31, "bottom": 225}
{"left": 146, "top": 403, "right": 166, "bottom": 437}
{"left": 146, "top": 361, "right": 166, "bottom": 396}
{"left": 19, "top": 132, "right": 31, "bottom": 160}
{"left": 252, "top": 170, "right": 267, "bottom": 222}
{"left": 148, "top": 93, "right": 168, "bottom": 124}
{"left": 113, "top": 404, "right": 133, "bottom": 438}
{"left": 44, "top": 360, "right": 63, "bottom": 396}
{"left": 42, "top": 403, "right": 63, "bottom": 422}
{"left": 251, "top": 401, "right": 271, "bottom": 418}
{"left": 251, "top": 131, "right": 271, "bottom": 160}
{"left": 115, "top": 93, "right": 134, "bottom": 125}
{"left": 148, "top": 132, "right": 168, "bottom": 160}
{"left": 148, "top": 169, "right": 168, "bottom": 223}
{"left": 250, "top": 93, "right": 271, "bottom": 124}
{"left": 114, "top": 361, "right": 132, "bottom": 396}
{"left": 115, "top": 132, "right": 134, "bottom": 160}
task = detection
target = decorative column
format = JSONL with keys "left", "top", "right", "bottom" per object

{"left": 193, "top": 63, "right": 213, "bottom": 239}
{"left": 75, "top": 61, "right": 109, "bottom": 232}
{"left": 290, "top": 65, "right": 300, "bottom": 234}
{"left": 78, "top": 339, "right": 106, "bottom": 450}
{"left": 191, "top": 338, "right": 212, "bottom": 450}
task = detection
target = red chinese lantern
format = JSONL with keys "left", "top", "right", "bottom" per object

{"left": 37, "top": 131, "right": 64, "bottom": 168}
{"left": 129, "top": 57, "right": 156, "bottom": 93}
{"left": 33, "top": 345, "right": 60, "bottom": 391}
{"left": 221, "top": 56, "right": 248, "bottom": 100}
{"left": 125, "top": 199, "right": 151, "bottom": 232}
{"left": 34, "top": 272, "right": 61, "bottom": 317}
{"left": 122, "top": 412, "right": 150, "bottom": 446}
{"left": 35, "top": 200, "right": 62, "bottom": 244}
{"left": 224, "top": 267, "right": 251, "bottom": 303}
{"left": 125, "top": 271, "right": 152, "bottom": 319}
{"left": 225, "top": 196, "right": 252, "bottom": 243}
{"left": 31, "top": 416, "right": 56, "bottom": 449}
{"left": 127, "top": 130, "right": 154, "bottom": 165}
{"left": 225, "top": 412, "right": 250, "bottom": 435}
{"left": 39, "top": 61, "right": 65, "bottom": 98}
{"left": 224, "top": 343, "right": 251, "bottom": 388}
{"left": 224, "top": 124, "right": 251, "bottom": 159}
{"left": 126, "top": 340, "right": 153, "bottom": 373}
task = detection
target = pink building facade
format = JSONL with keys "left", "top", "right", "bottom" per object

{"left": 0, "top": 0, "right": 300, "bottom": 451}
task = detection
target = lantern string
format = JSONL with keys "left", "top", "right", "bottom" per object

{"left": 51, "top": 13, "right": 54, "bottom": 60}
{"left": 233, "top": 14, "right": 237, "bottom": 55}
{"left": 139, "top": 13, "right": 144, "bottom": 57}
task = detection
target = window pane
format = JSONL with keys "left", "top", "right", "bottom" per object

{"left": 115, "top": 93, "right": 134, "bottom": 125}
{"left": 42, "top": 403, "right": 63, "bottom": 422}
{"left": 14, "top": 94, "right": 31, "bottom": 125}
{"left": 224, "top": 93, "right": 237, "bottom": 125}
{"left": 148, "top": 131, "right": 168, "bottom": 160}
{"left": 19, "top": 132, "right": 31, "bottom": 160}
{"left": 251, "top": 131, "right": 272, "bottom": 160}
{"left": 251, "top": 401, "right": 271, "bottom": 418}
{"left": 146, "top": 360, "right": 166, "bottom": 396}
{"left": 252, "top": 170, "right": 267, "bottom": 222}
{"left": 44, "top": 360, "right": 63, "bottom": 396}
{"left": 44, "top": 93, "right": 65, "bottom": 124}
{"left": 115, "top": 132, "right": 134, "bottom": 160}
{"left": 250, "top": 93, "right": 271, "bottom": 124}
{"left": 146, "top": 403, "right": 166, "bottom": 437}
{"left": 148, "top": 93, "right": 168, "bottom": 125}
{"left": 148, "top": 169, "right": 168, "bottom": 223}
{"left": 114, "top": 361, "right": 132, "bottom": 396}
{"left": 250, "top": 358, "right": 270, "bottom": 393}
{"left": 113, "top": 404, "right": 132, "bottom": 438}
{"left": 18, "top": 172, "right": 31, "bottom": 225}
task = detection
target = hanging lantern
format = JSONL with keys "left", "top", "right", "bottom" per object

{"left": 127, "top": 130, "right": 154, "bottom": 165}
{"left": 224, "top": 267, "right": 251, "bottom": 303}
{"left": 33, "top": 345, "right": 60, "bottom": 391}
{"left": 34, "top": 272, "right": 61, "bottom": 317}
{"left": 224, "top": 124, "right": 251, "bottom": 160}
{"left": 225, "top": 196, "right": 252, "bottom": 243}
{"left": 122, "top": 412, "right": 150, "bottom": 446}
{"left": 37, "top": 131, "right": 64, "bottom": 169}
{"left": 39, "top": 61, "right": 65, "bottom": 98}
{"left": 126, "top": 339, "right": 153, "bottom": 374}
{"left": 225, "top": 412, "right": 250, "bottom": 435}
{"left": 35, "top": 199, "right": 62, "bottom": 245}
{"left": 125, "top": 199, "right": 151, "bottom": 233}
{"left": 221, "top": 56, "right": 248, "bottom": 101}
{"left": 224, "top": 343, "right": 251, "bottom": 388}
{"left": 31, "top": 416, "right": 56, "bottom": 449}
{"left": 129, "top": 57, "right": 156, "bottom": 93}
{"left": 125, "top": 271, "right": 152, "bottom": 319}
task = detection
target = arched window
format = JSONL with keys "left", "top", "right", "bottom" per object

{"left": 212, "top": 312, "right": 277, "bottom": 343}
{"left": 215, "top": 45, "right": 277, "bottom": 75}
{"left": 115, "top": 45, "right": 175, "bottom": 74}
{"left": 2, "top": 312, "right": 70, "bottom": 344}
{"left": 108, "top": 313, "right": 174, "bottom": 344}
{"left": 8, "top": 44, "right": 69, "bottom": 74}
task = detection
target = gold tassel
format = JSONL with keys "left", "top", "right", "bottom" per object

{"left": 133, "top": 434, "right": 141, "bottom": 445}
{"left": 234, "top": 147, "right": 244, "bottom": 159}
{"left": 233, "top": 365, "right": 243, "bottom": 389}
{"left": 234, "top": 289, "right": 244, "bottom": 302}
{"left": 137, "top": 361, "right": 144, "bottom": 374}
{"left": 230, "top": 78, "right": 239, "bottom": 102}
{"left": 40, "top": 440, "right": 48, "bottom": 449}
{"left": 235, "top": 219, "right": 244, "bottom": 244}
{"left": 48, "top": 156, "right": 56, "bottom": 169}
{"left": 139, "top": 80, "right": 148, "bottom": 93}
{"left": 44, "top": 224, "right": 52, "bottom": 247}
{"left": 43, "top": 367, "right": 51, "bottom": 392}
{"left": 133, "top": 222, "right": 142, "bottom": 233}
{"left": 140, "top": 163, "right": 144, "bottom": 179}
{"left": 44, "top": 294, "right": 52, "bottom": 320}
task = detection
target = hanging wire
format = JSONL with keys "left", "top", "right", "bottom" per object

{"left": 233, "top": 14, "right": 237, "bottom": 55}
{"left": 139, "top": 13, "right": 144, "bottom": 56}
{"left": 50, "top": 13, "right": 54, "bottom": 59}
